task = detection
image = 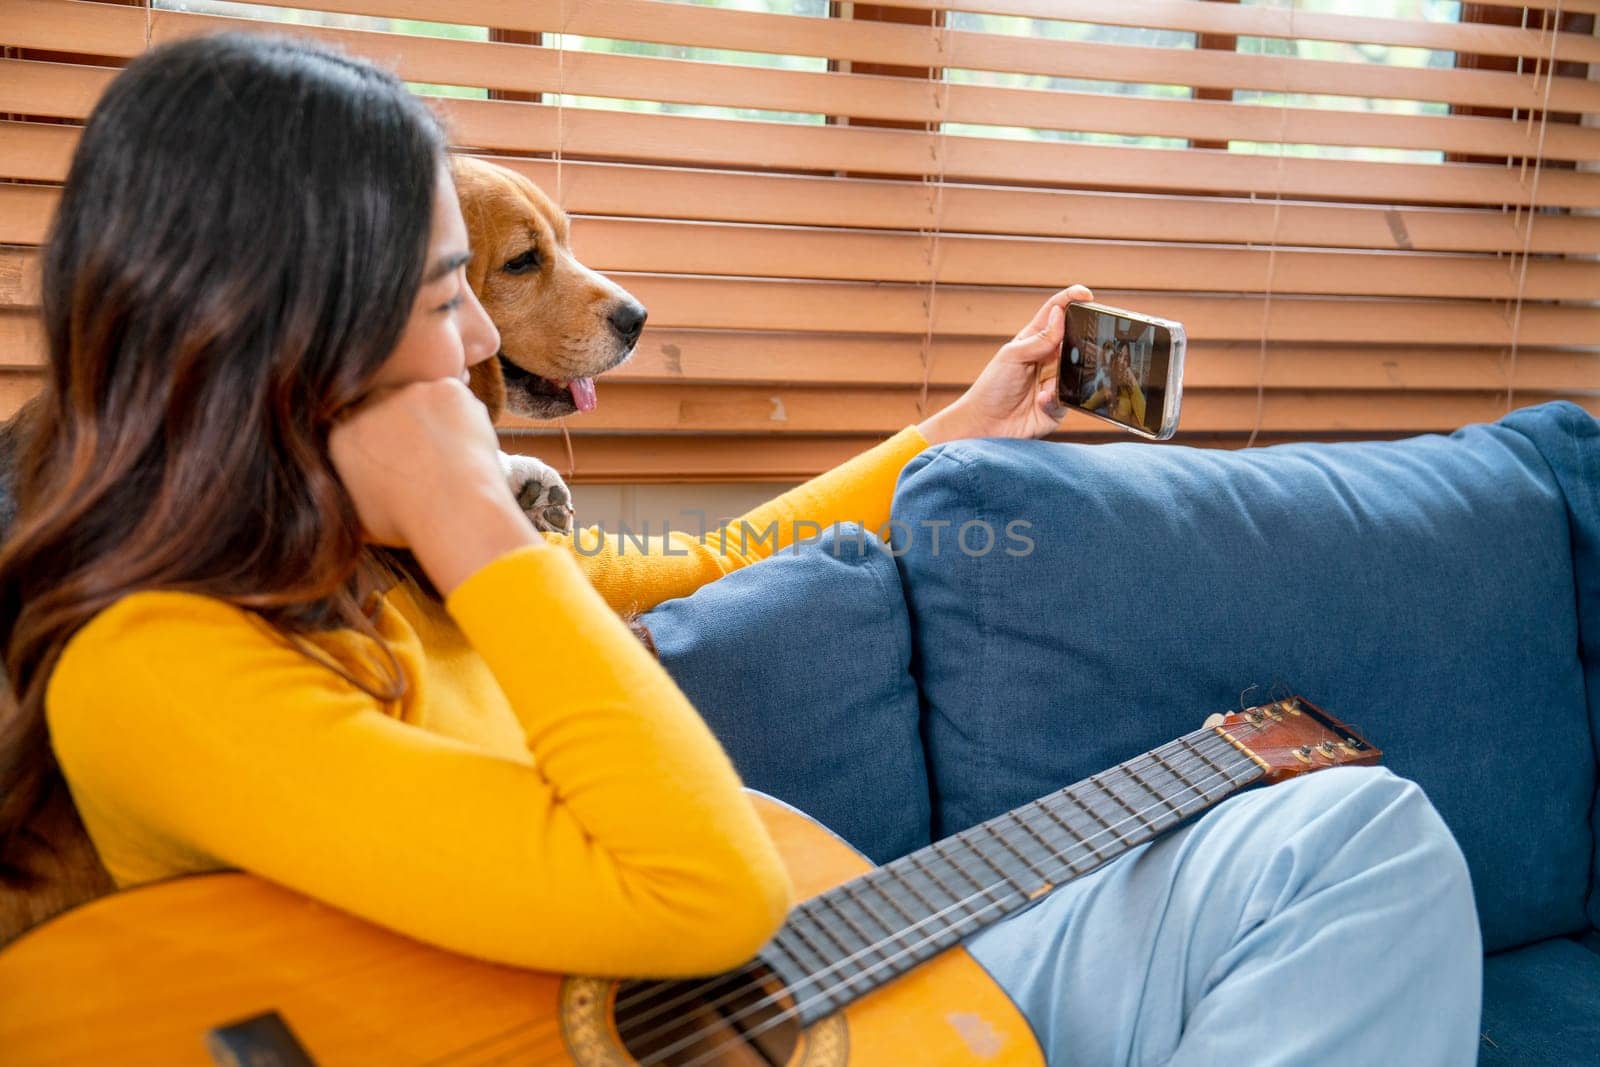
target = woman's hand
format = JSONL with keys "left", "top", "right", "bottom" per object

{"left": 329, "top": 377, "right": 544, "bottom": 595}
{"left": 916, "top": 284, "right": 1093, "bottom": 445}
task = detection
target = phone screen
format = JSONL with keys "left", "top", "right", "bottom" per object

{"left": 1057, "top": 305, "right": 1172, "bottom": 437}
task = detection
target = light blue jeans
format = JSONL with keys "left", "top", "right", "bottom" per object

{"left": 965, "top": 765, "right": 1483, "bottom": 1066}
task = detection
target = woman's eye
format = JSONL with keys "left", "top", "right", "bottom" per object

{"left": 438, "top": 293, "right": 464, "bottom": 313}
{"left": 502, "top": 249, "right": 539, "bottom": 275}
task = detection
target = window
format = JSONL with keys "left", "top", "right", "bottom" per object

{"left": 2, "top": 0, "right": 1595, "bottom": 481}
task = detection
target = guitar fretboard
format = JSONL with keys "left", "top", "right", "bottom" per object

{"left": 759, "top": 726, "right": 1265, "bottom": 1023}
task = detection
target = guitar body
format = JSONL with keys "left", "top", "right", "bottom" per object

{"left": 0, "top": 793, "right": 1043, "bottom": 1066}
{"left": 1, "top": 696, "right": 1377, "bottom": 1065}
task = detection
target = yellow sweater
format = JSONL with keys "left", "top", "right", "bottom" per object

{"left": 44, "top": 424, "right": 931, "bottom": 977}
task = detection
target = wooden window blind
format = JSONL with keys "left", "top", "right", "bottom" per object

{"left": 1, "top": 0, "right": 1596, "bottom": 481}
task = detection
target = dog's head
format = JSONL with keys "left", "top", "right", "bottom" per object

{"left": 452, "top": 157, "right": 646, "bottom": 421}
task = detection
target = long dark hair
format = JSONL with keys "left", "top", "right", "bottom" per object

{"left": 0, "top": 32, "right": 447, "bottom": 932}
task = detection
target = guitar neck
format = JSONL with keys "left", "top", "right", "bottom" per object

{"left": 760, "top": 723, "right": 1268, "bottom": 1023}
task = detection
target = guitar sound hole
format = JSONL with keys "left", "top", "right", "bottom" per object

{"left": 614, "top": 967, "right": 801, "bottom": 1066}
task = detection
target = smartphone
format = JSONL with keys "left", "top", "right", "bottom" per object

{"left": 1055, "top": 301, "right": 1185, "bottom": 440}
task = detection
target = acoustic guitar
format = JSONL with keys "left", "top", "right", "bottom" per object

{"left": 0, "top": 696, "right": 1378, "bottom": 1066}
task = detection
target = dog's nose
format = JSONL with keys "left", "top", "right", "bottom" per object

{"left": 608, "top": 301, "right": 647, "bottom": 349}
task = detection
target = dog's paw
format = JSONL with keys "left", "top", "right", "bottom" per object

{"left": 501, "top": 452, "right": 574, "bottom": 535}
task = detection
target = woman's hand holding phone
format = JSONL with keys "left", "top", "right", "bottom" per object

{"left": 328, "top": 377, "right": 545, "bottom": 595}
{"left": 915, "top": 284, "right": 1093, "bottom": 446}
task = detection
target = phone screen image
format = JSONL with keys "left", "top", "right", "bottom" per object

{"left": 1057, "top": 305, "right": 1172, "bottom": 437}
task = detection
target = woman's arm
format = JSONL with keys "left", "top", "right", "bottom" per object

{"left": 44, "top": 543, "right": 792, "bottom": 977}
{"left": 542, "top": 422, "right": 932, "bottom": 614}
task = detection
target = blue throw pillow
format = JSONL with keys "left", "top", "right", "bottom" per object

{"left": 642, "top": 522, "right": 931, "bottom": 864}
{"left": 891, "top": 401, "right": 1595, "bottom": 954}
{"left": 1501, "top": 402, "right": 1600, "bottom": 931}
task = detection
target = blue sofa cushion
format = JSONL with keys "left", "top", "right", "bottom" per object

{"left": 642, "top": 522, "right": 930, "bottom": 864}
{"left": 892, "top": 401, "right": 1596, "bottom": 954}
{"left": 1480, "top": 936, "right": 1600, "bottom": 1065}
{"left": 1502, "top": 403, "right": 1600, "bottom": 932}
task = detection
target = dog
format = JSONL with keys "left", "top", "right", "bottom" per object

{"left": 451, "top": 156, "right": 648, "bottom": 539}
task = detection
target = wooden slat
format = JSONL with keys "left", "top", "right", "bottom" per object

{"left": 233, "top": 0, "right": 1600, "bottom": 59}
{"left": 596, "top": 275, "right": 1600, "bottom": 348}
{"left": 514, "top": 154, "right": 1600, "bottom": 255}
{"left": 0, "top": 365, "right": 1589, "bottom": 435}
{"left": 2, "top": 98, "right": 1585, "bottom": 216}
{"left": 504, "top": 431, "right": 915, "bottom": 483}
{"left": 494, "top": 382, "right": 962, "bottom": 433}
{"left": 24, "top": 81, "right": 1598, "bottom": 215}
{"left": 0, "top": 309, "right": 47, "bottom": 369}
{"left": 143, "top": 0, "right": 1600, "bottom": 42}
{"left": 131, "top": 0, "right": 1600, "bottom": 112}
{"left": 0, "top": 0, "right": 146, "bottom": 57}
{"left": 498, "top": 431, "right": 1435, "bottom": 483}
{"left": 881, "top": 0, "right": 1600, "bottom": 65}
{"left": 3, "top": 247, "right": 1596, "bottom": 348}
{"left": 433, "top": 99, "right": 1600, "bottom": 208}
{"left": 4, "top": 184, "right": 1593, "bottom": 299}
{"left": 0, "top": 365, "right": 1475, "bottom": 484}
{"left": 563, "top": 216, "right": 1600, "bottom": 301}
{"left": 6, "top": 13, "right": 1588, "bottom": 163}
{"left": 523, "top": 0, "right": 1600, "bottom": 114}
{"left": 0, "top": 385, "right": 1403, "bottom": 483}
{"left": 0, "top": 372, "right": 42, "bottom": 422}
{"left": 0, "top": 185, "right": 60, "bottom": 246}
{"left": 0, "top": 122, "right": 78, "bottom": 183}
{"left": 7, "top": 38, "right": 1598, "bottom": 209}
{"left": 8, "top": 113, "right": 1599, "bottom": 255}
{"left": 4, "top": 312, "right": 1593, "bottom": 398}
{"left": 1403, "top": 0, "right": 1600, "bottom": 16}
{"left": 0, "top": 249, "right": 41, "bottom": 308}
{"left": 0, "top": 56, "right": 116, "bottom": 117}
{"left": 453, "top": 387, "right": 1600, "bottom": 435}
{"left": 602, "top": 333, "right": 1600, "bottom": 394}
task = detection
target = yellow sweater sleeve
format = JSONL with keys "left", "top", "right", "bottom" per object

{"left": 548, "top": 423, "right": 932, "bottom": 613}
{"left": 44, "top": 545, "right": 792, "bottom": 977}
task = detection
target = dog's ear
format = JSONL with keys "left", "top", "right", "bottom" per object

{"left": 467, "top": 358, "right": 505, "bottom": 422}
{"left": 449, "top": 156, "right": 498, "bottom": 297}
{"left": 449, "top": 156, "right": 507, "bottom": 421}
{"left": 500, "top": 167, "right": 568, "bottom": 247}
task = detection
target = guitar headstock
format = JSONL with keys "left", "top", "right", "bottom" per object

{"left": 1211, "top": 696, "right": 1381, "bottom": 783}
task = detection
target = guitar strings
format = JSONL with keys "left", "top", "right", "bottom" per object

{"left": 447, "top": 730, "right": 1267, "bottom": 1067}
{"left": 423, "top": 731, "right": 1255, "bottom": 1067}
{"left": 606, "top": 727, "right": 1255, "bottom": 1048}
{"left": 467, "top": 735, "right": 1259, "bottom": 1067}
{"left": 626, "top": 735, "right": 1266, "bottom": 1067}
{"left": 432, "top": 724, "right": 1295, "bottom": 1066}
{"left": 614, "top": 723, "right": 1273, "bottom": 1036}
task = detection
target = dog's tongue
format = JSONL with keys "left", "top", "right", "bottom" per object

{"left": 566, "top": 377, "right": 597, "bottom": 413}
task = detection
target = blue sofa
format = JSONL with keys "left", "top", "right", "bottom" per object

{"left": 642, "top": 399, "right": 1600, "bottom": 1065}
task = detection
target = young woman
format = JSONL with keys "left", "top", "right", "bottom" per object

{"left": 0, "top": 33, "right": 1482, "bottom": 1064}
